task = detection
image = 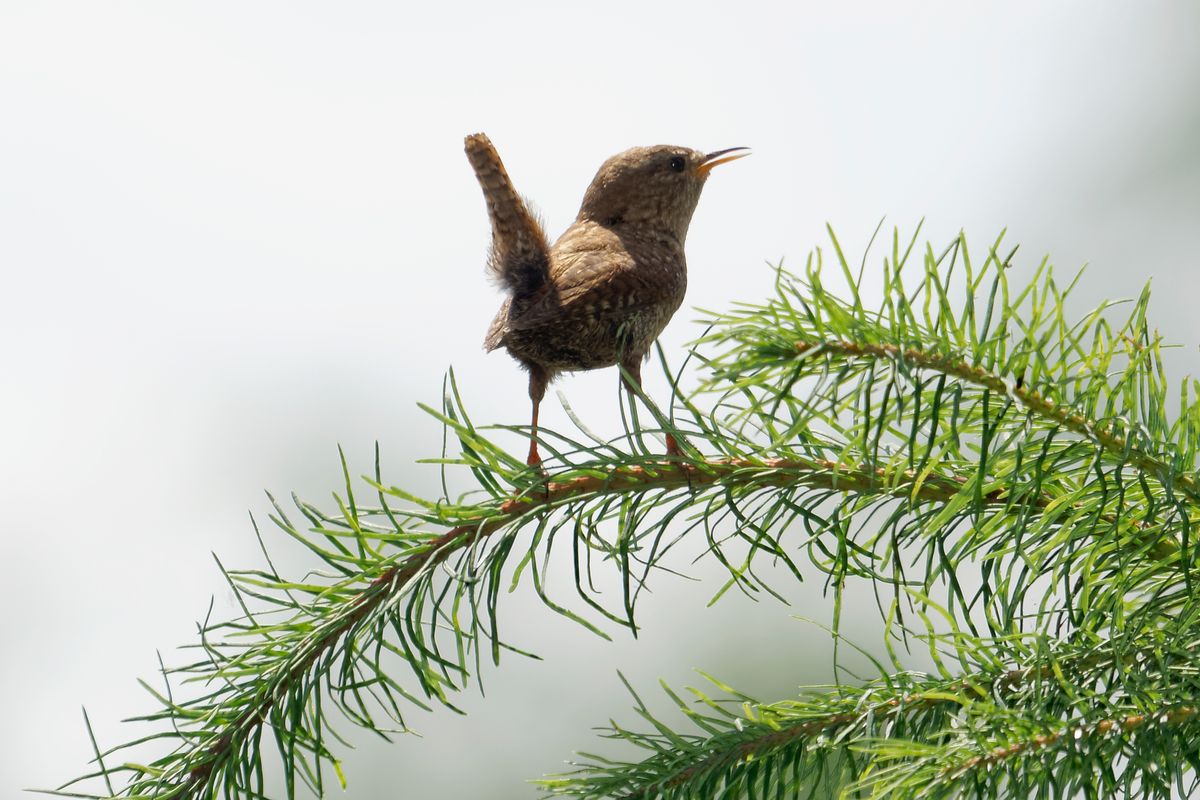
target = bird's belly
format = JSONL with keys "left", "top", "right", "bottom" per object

{"left": 503, "top": 300, "right": 680, "bottom": 372}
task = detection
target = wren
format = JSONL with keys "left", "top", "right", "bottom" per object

{"left": 465, "top": 133, "right": 748, "bottom": 467}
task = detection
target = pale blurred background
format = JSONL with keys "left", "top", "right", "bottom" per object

{"left": 2, "top": 2, "right": 1198, "bottom": 797}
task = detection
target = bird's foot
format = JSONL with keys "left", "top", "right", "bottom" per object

{"left": 526, "top": 439, "right": 545, "bottom": 469}
{"left": 524, "top": 446, "right": 551, "bottom": 499}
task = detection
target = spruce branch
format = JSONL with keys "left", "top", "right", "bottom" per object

{"left": 787, "top": 338, "right": 1200, "bottom": 508}
{"left": 547, "top": 604, "right": 1200, "bottom": 798}
{"left": 55, "top": 228, "right": 1200, "bottom": 799}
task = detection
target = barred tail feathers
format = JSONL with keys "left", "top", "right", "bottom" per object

{"left": 464, "top": 133, "right": 550, "bottom": 298}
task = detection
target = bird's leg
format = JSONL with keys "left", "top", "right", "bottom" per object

{"left": 527, "top": 365, "right": 549, "bottom": 468}
{"left": 528, "top": 400, "right": 541, "bottom": 467}
{"left": 619, "top": 354, "right": 641, "bottom": 395}
{"left": 620, "top": 355, "right": 683, "bottom": 458}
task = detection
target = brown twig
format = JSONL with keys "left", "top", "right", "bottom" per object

{"left": 947, "top": 705, "right": 1199, "bottom": 777}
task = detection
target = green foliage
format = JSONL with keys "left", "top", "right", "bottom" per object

{"left": 54, "top": 228, "right": 1200, "bottom": 799}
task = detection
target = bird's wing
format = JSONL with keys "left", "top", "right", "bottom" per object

{"left": 483, "top": 296, "right": 511, "bottom": 352}
{"left": 505, "top": 242, "right": 654, "bottom": 332}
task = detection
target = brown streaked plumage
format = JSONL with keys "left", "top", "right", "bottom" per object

{"left": 464, "top": 133, "right": 748, "bottom": 467}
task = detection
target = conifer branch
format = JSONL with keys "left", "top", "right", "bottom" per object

{"left": 789, "top": 339, "right": 1200, "bottom": 508}
{"left": 55, "top": 228, "right": 1200, "bottom": 799}
{"left": 162, "top": 451, "right": 1182, "bottom": 799}
{"left": 946, "top": 705, "right": 1199, "bottom": 777}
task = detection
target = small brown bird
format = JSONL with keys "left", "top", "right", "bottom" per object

{"left": 465, "top": 133, "right": 748, "bottom": 467}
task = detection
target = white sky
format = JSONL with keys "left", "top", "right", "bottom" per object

{"left": 2, "top": 3, "right": 1198, "bottom": 797}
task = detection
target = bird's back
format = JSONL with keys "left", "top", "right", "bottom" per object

{"left": 487, "top": 220, "right": 687, "bottom": 371}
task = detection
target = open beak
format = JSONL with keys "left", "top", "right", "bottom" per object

{"left": 695, "top": 146, "right": 750, "bottom": 177}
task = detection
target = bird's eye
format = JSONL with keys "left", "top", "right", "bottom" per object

{"left": 668, "top": 156, "right": 686, "bottom": 173}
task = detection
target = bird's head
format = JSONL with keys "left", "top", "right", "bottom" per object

{"left": 577, "top": 145, "right": 749, "bottom": 241}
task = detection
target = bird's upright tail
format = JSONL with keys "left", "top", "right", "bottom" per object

{"left": 464, "top": 133, "right": 550, "bottom": 299}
